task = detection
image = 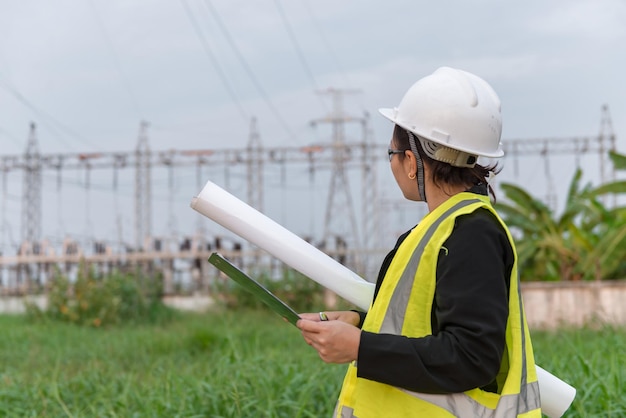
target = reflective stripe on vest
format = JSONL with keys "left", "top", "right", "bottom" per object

{"left": 398, "top": 382, "right": 541, "bottom": 418}
{"left": 380, "top": 199, "right": 480, "bottom": 335}
{"left": 338, "top": 405, "right": 355, "bottom": 418}
{"left": 335, "top": 194, "right": 541, "bottom": 418}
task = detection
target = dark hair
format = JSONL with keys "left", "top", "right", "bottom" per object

{"left": 392, "top": 125, "right": 501, "bottom": 201}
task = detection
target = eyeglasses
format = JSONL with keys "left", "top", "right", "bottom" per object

{"left": 387, "top": 148, "right": 406, "bottom": 162}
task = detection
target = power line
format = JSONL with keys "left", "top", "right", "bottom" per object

{"left": 88, "top": 0, "right": 144, "bottom": 120}
{"left": 273, "top": 1, "right": 320, "bottom": 88}
{"left": 180, "top": 0, "right": 249, "bottom": 122}
{"left": 299, "top": 0, "right": 367, "bottom": 111}
{"left": 273, "top": 0, "right": 330, "bottom": 114}
{"left": 1, "top": 109, "right": 618, "bottom": 288}
{"left": 299, "top": 0, "right": 353, "bottom": 90}
{"left": 201, "top": 0, "right": 297, "bottom": 139}
{"left": 0, "top": 126, "right": 23, "bottom": 148}
{"left": 0, "top": 74, "right": 98, "bottom": 151}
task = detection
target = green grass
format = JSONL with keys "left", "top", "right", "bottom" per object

{"left": 0, "top": 309, "right": 344, "bottom": 417}
{"left": 532, "top": 326, "right": 626, "bottom": 417}
{"left": 0, "top": 310, "right": 623, "bottom": 417}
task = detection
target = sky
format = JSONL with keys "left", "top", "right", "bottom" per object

{"left": 1, "top": 0, "right": 625, "bottom": 256}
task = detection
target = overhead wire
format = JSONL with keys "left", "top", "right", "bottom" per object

{"left": 180, "top": 0, "right": 249, "bottom": 122}
{"left": 201, "top": 0, "right": 297, "bottom": 139}
{"left": 273, "top": 0, "right": 328, "bottom": 113}
{"left": 300, "top": 0, "right": 352, "bottom": 89}
{"left": 0, "top": 73, "right": 98, "bottom": 151}
{"left": 274, "top": 0, "right": 317, "bottom": 88}
{"left": 0, "top": 125, "right": 24, "bottom": 149}
{"left": 88, "top": 0, "right": 144, "bottom": 121}
{"left": 299, "top": 0, "right": 367, "bottom": 111}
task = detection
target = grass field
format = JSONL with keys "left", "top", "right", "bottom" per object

{"left": 0, "top": 309, "right": 624, "bottom": 417}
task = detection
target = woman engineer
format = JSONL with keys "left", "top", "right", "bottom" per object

{"left": 296, "top": 67, "right": 541, "bottom": 418}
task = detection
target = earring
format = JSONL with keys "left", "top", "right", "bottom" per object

{"left": 408, "top": 172, "right": 416, "bottom": 180}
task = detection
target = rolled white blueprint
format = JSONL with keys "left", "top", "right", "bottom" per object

{"left": 536, "top": 365, "right": 576, "bottom": 418}
{"left": 190, "top": 180, "right": 375, "bottom": 310}
{"left": 190, "top": 180, "right": 576, "bottom": 416}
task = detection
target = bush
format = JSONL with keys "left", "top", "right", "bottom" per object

{"left": 25, "top": 264, "right": 175, "bottom": 327}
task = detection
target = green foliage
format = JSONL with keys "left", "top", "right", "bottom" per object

{"left": 0, "top": 311, "right": 623, "bottom": 417}
{"left": 497, "top": 153, "right": 626, "bottom": 281}
{"left": 609, "top": 150, "right": 626, "bottom": 170}
{"left": 25, "top": 265, "right": 176, "bottom": 327}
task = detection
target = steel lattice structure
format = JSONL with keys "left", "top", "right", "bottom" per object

{"left": 0, "top": 106, "right": 617, "bottom": 294}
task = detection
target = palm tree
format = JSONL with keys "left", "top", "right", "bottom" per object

{"left": 496, "top": 151, "right": 626, "bottom": 281}
{"left": 497, "top": 170, "right": 585, "bottom": 281}
{"left": 609, "top": 150, "right": 626, "bottom": 170}
{"left": 580, "top": 150, "right": 626, "bottom": 280}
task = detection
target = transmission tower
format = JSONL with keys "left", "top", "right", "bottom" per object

{"left": 599, "top": 104, "right": 616, "bottom": 185}
{"left": 247, "top": 117, "right": 264, "bottom": 212}
{"left": 21, "top": 122, "right": 42, "bottom": 247}
{"left": 501, "top": 105, "right": 617, "bottom": 211}
{"left": 359, "top": 111, "right": 382, "bottom": 279}
{"left": 134, "top": 121, "right": 151, "bottom": 250}
{"left": 311, "top": 88, "right": 364, "bottom": 266}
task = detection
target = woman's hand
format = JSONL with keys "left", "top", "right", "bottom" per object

{"left": 296, "top": 311, "right": 361, "bottom": 364}
{"left": 298, "top": 310, "right": 361, "bottom": 327}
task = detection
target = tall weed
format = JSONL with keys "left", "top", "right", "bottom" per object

{"left": 25, "top": 264, "right": 175, "bottom": 327}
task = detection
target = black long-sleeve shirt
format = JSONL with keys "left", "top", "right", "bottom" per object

{"left": 355, "top": 195, "right": 513, "bottom": 394}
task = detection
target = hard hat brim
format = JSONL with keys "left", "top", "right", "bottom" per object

{"left": 378, "top": 107, "right": 504, "bottom": 159}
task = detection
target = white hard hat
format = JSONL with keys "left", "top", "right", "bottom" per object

{"left": 379, "top": 67, "right": 504, "bottom": 164}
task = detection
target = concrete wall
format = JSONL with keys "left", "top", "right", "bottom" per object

{"left": 0, "top": 295, "right": 46, "bottom": 314}
{"left": 2, "top": 281, "right": 626, "bottom": 329}
{"left": 0, "top": 294, "right": 214, "bottom": 314}
{"left": 521, "top": 280, "right": 626, "bottom": 329}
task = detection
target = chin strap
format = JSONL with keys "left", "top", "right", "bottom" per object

{"left": 407, "top": 131, "right": 426, "bottom": 202}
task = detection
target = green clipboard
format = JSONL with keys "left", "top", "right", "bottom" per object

{"left": 208, "top": 252, "right": 301, "bottom": 326}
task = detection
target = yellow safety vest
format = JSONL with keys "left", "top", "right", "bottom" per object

{"left": 335, "top": 193, "right": 541, "bottom": 418}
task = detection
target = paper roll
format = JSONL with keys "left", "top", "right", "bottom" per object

{"left": 190, "top": 180, "right": 576, "bottom": 416}
{"left": 536, "top": 365, "right": 576, "bottom": 418}
{"left": 190, "top": 180, "right": 375, "bottom": 310}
